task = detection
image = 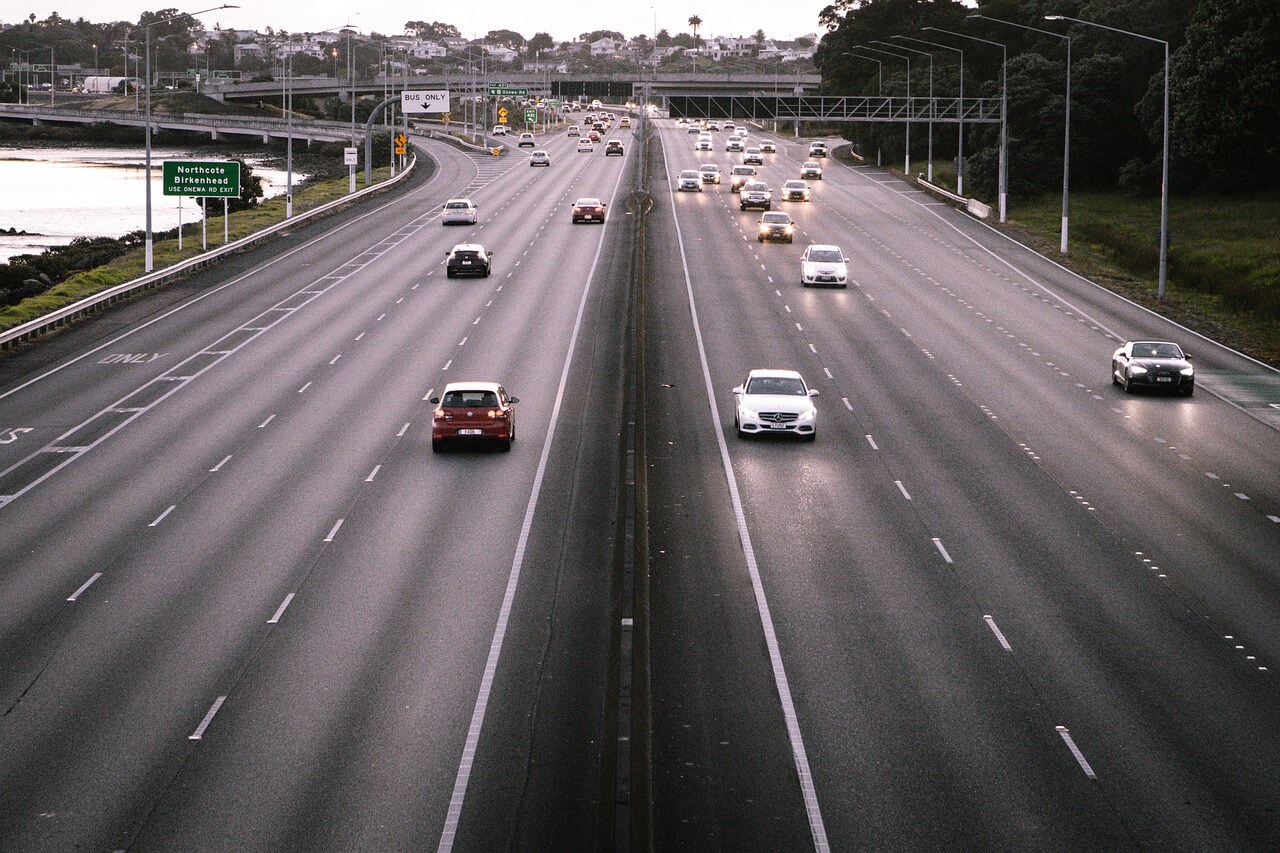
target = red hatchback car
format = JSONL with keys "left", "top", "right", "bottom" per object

{"left": 430, "top": 382, "right": 519, "bottom": 452}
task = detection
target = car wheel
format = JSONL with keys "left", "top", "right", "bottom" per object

{"left": 446, "top": 270, "right": 455, "bottom": 278}
{"left": 1183, "top": 385, "right": 1194, "bottom": 397}
{"left": 432, "top": 439, "right": 444, "bottom": 453}
{"left": 758, "top": 235, "right": 764, "bottom": 242}
{"left": 787, "top": 237, "right": 793, "bottom": 244}
{"left": 1112, "top": 364, "right": 1121, "bottom": 385}
{"left": 483, "top": 268, "right": 491, "bottom": 278}
{"left": 499, "top": 436, "right": 512, "bottom": 452}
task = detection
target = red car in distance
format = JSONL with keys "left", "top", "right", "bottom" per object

{"left": 431, "top": 382, "right": 519, "bottom": 452}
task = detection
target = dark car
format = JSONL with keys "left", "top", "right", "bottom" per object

{"left": 604, "top": 140, "right": 625, "bottom": 156}
{"left": 739, "top": 181, "right": 773, "bottom": 211}
{"left": 757, "top": 211, "right": 795, "bottom": 243}
{"left": 445, "top": 243, "right": 492, "bottom": 278}
{"left": 1112, "top": 340, "right": 1195, "bottom": 395}
{"left": 430, "top": 382, "right": 519, "bottom": 451}
{"left": 572, "top": 197, "right": 607, "bottom": 223}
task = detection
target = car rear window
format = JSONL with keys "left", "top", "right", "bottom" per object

{"left": 442, "top": 390, "right": 499, "bottom": 407}
{"left": 446, "top": 202, "right": 470, "bottom": 209}
{"left": 454, "top": 250, "right": 480, "bottom": 260}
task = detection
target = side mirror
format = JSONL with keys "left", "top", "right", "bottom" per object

{"left": 601, "top": 202, "right": 607, "bottom": 207}
{"left": 509, "top": 396, "right": 520, "bottom": 404}
{"left": 732, "top": 386, "right": 744, "bottom": 395}
{"left": 1183, "top": 351, "right": 1192, "bottom": 359}
{"left": 809, "top": 389, "right": 820, "bottom": 397}
{"left": 429, "top": 397, "right": 440, "bottom": 404}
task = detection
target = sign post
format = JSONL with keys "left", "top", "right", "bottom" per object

{"left": 344, "top": 147, "right": 358, "bottom": 193}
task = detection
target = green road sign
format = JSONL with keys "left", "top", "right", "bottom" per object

{"left": 162, "top": 160, "right": 240, "bottom": 197}
{"left": 487, "top": 86, "right": 528, "bottom": 98}
{"left": 548, "top": 100, "right": 560, "bottom": 108}
{"left": 524, "top": 109, "right": 536, "bottom": 123}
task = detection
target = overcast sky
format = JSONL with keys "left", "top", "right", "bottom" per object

{"left": 4, "top": 2, "right": 832, "bottom": 42}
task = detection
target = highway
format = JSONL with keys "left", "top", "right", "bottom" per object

{"left": 0, "top": 111, "right": 1277, "bottom": 850}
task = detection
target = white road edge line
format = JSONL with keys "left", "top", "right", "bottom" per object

{"left": 1056, "top": 726, "right": 1098, "bottom": 779}
{"left": 983, "top": 615, "right": 1013, "bottom": 651}
{"left": 658, "top": 132, "right": 831, "bottom": 853}
{"left": 437, "top": 146, "right": 633, "bottom": 853}
{"left": 188, "top": 696, "right": 227, "bottom": 740}
{"left": 67, "top": 572, "right": 103, "bottom": 602}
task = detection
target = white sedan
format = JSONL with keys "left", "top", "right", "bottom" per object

{"left": 732, "top": 369, "right": 819, "bottom": 440}
{"left": 801, "top": 244, "right": 849, "bottom": 287}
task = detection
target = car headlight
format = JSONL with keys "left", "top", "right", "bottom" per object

{"left": 738, "top": 405, "right": 758, "bottom": 420}
{"left": 796, "top": 408, "right": 816, "bottom": 422}
{"left": 1130, "top": 364, "right": 1148, "bottom": 375}
{"left": 785, "top": 225, "right": 794, "bottom": 233}
{"left": 1180, "top": 366, "right": 1194, "bottom": 376}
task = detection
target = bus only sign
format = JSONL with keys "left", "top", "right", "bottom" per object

{"left": 162, "top": 160, "right": 240, "bottom": 197}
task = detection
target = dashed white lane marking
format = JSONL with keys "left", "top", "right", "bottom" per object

{"left": 267, "top": 592, "right": 296, "bottom": 624}
{"left": 209, "top": 455, "right": 232, "bottom": 473}
{"left": 983, "top": 615, "right": 1013, "bottom": 651}
{"left": 1235, "top": 493, "right": 1250, "bottom": 500}
{"left": 1056, "top": 726, "right": 1098, "bottom": 780}
{"left": 149, "top": 505, "right": 176, "bottom": 527}
{"left": 932, "top": 537, "right": 954, "bottom": 564}
{"left": 895, "top": 480, "right": 912, "bottom": 500}
{"left": 397, "top": 422, "right": 411, "bottom": 437}
{"left": 355, "top": 332, "right": 366, "bottom": 341}
{"left": 1269, "top": 515, "right": 1280, "bottom": 523}
{"left": 377, "top": 313, "right": 387, "bottom": 321}
{"left": 188, "top": 696, "right": 227, "bottom": 740}
{"left": 365, "top": 464, "right": 381, "bottom": 482}
{"left": 442, "top": 360, "right": 452, "bottom": 371}
{"left": 843, "top": 398, "right": 853, "bottom": 411}
{"left": 323, "top": 518, "right": 344, "bottom": 542}
{"left": 329, "top": 354, "right": 342, "bottom": 365}
{"left": 823, "top": 368, "right": 834, "bottom": 380}
{"left": 67, "top": 572, "right": 103, "bottom": 602}
{"left": 297, "top": 382, "right": 311, "bottom": 394}
{"left": 458, "top": 337, "right": 468, "bottom": 347}
{"left": 865, "top": 434, "right": 879, "bottom": 449}
{"left": 258, "top": 414, "right": 275, "bottom": 429}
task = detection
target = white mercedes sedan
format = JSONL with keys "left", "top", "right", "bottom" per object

{"left": 732, "top": 369, "right": 819, "bottom": 440}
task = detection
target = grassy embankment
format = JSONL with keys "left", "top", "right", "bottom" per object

{"left": 0, "top": 167, "right": 394, "bottom": 333}
{"left": 919, "top": 163, "right": 1280, "bottom": 367}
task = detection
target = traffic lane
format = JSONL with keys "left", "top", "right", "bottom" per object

{"left": 700, "top": 144, "right": 1280, "bottom": 844}
{"left": 644, "top": 140, "right": 820, "bottom": 851}
{"left": 123, "top": 150, "right": 636, "bottom": 847}
{"left": 781, "top": 169, "right": 1280, "bottom": 660}
{"left": 658, "top": 150, "right": 1126, "bottom": 846}
{"left": 0, "top": 144, "right": 629, "bottom": 835}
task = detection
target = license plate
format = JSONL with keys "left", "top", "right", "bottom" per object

{"left": 461, "top": 261, "right": 471, "bottom": 265}
{"left": 458, "top": 429, "right": 482, "bottom": 435}
{"left": 1156, "top": 377, "right": 1172, "bottom": 382}
{"left": 769, "top": 423, "right": 788, "bottom": 430}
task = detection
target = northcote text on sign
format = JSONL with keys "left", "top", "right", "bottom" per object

{"left": 162, "top": 161, "right": 240, "bottom": 197}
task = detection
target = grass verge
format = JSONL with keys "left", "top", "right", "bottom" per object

{"left": 0, "top": 166, "right": 395, "bottom": 334}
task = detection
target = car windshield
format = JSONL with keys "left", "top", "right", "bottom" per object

{"left": 681, "top": 170, "right": 699, "bottom": 178}
{"left": 807, "top": 249, "right": 843, "bottom": 263}
{"left": 744, "top": 182, "right": 768, "bottom": 192}
{"left": 746, "top": 376, "right": 806, "bottom": 396}
{"left": 1134, "top": 342, "right": 1183, "bottom": 358}
{"left": 804, "top": 162, "right": 820, "bottom": 168}
{"left": 785, "top": 181, "right": 806, "bottom": 189}
{"left": 733, "top": 167, "right": 755, "bottom": 175}
{"left": 442, "top": 390, "right": 499, "bottom": 407}
{"left": 762, "top": 213, "right": 790, "bottom": 223}
{"left": 700, "top": 166, "right": 718, "bottom": 173}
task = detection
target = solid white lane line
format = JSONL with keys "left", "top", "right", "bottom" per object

{"left": 267, "top": 593, "right": 295, "bottom": 624}
{"left": 209, "top": 455, "right": 232, "bottom": 473}
{"left": 895, "top": 480, "right": 912, "bottom": 501}
{"left": 865, "top": 434, "right": 879, "bottom": 450}
{"left": 1056, "top": 726, "right": 1098, "bottom": 779}
{"left": 397, "top": 422, "right": 411, "bottom": 437}
{"left": 365, "top": 464, "right": 381, "bottom": 482}
{"left": 655, "top": 135, "right": 831, "bottom": 853}
{"left": 258, "top": 414, "right": 276, "bottom": 428}
{"left": 188, "top": 696, "right": 227, "bottom": 740}
{"left": 983, "top": 615, "right": 1012, "bottom": 651}
{"left": 437, "top": 147, "right": 632, "bottom": 853}
{"left": 932, "top": 537, "right": 954, "bottom": 564}
{"left": 67, "top": 572, "right": 103, "bottom": 602}
{"left": 323, "top": 518, "right": 344, "bottom": 542}
{"left": 149, "top": 505, "right": 176, "bottom": 527}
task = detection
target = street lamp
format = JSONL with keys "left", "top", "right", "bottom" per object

{"left": 27, "top": 41, "right": 54, "bottom": 106}
{"left": 1046, "top": 14, "right": 1171, "bottom": 297}
{"left": 144, "top": 4, "right": 239, "bottom": 273}
{"left": 882, "top": 39, "right": 934, "bottom": 182}
{"left": 284, "top": 24, "right": 349, "bottom": 218}
{"left": 896, "top": 35, "right": 963, "bottom": 194}
{"left": 853, "top": 44, "right": 912, "bottom": 176}
{"left": 970, "top": 13, "right": 1071, "bottom": 253}
{"left": 842, "top": 51, "right": 882, "bottom": 166}
{"left": 921, "top": 28, "right": 1007, "bottom": 222}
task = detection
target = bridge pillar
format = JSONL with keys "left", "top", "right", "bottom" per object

{"left": 262, "top": 132, "right": 269, "bottom": 143}
{"left": 210, "top": 129, "right": 219, "bottom": 141}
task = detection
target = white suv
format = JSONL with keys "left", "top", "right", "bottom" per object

{"left": 732, "top": 369, "right": 819, "bottom": 440}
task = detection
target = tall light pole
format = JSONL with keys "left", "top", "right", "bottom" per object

{"left": 882, "top": 39, "right": 933, "bottom": 182}
{"left": 1046, "top": 14, "right": 1170, "bottom": 297}
{"left": 971, "top": 13, "right": 1071, "bottom": 253}
{"left": 896, "top": 36, "right": 963, "bottom": 193}
{"left": 28, "top": 41, "right": 54, "bottom": 105}
{"left": 921, "top": 28, "right": 1007, "bottom": 222}
{"left": 144, "top": 5, "right": 239, "bottom": 273}
{"left": 854, "top": 44, "right": 912, "bottom": 176}
{"left": 842, "top": 51, "right": 883, "bottom": 166}
{"left": 285, "top": 24, "right": 348, "bottom": 218}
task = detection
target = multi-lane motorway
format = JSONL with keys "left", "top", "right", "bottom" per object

{"left": 1, "top": 111, "right": 1278, "bottom": 850}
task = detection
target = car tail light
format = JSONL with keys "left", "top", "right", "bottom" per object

{"left": 489, "top": 409, "right": 506, "bottom": 419}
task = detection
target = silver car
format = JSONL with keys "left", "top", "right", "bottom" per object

{"left": 441, "top": 198, "right": 478, "bottom": 225}
{"left": 677, "top": 169, "right": 703, "bottom": 192}
{"left": 529, "top": 150, "right": 551, "bottom": 167}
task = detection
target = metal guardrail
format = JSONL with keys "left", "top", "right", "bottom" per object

{"left": 0, "top": 152, "right": 418, "bottom": 350}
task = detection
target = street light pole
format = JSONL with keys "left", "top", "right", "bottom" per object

{"left": 842, "top": 51, "right": 883, "bottom": 166}
{"left": 882, "top": 39, "right": 933, "bottom": 183}
{"left": 1046, "top": 14, "right": 1170, "bottom": 297}
{"left": 971, "top": 14, "right": 1070, "bottom": 252}
{"left": 144, "top": 5, "right": 239, "bottom": 273}
{"left": 921, "top": 28, "right": 1007, "bottom": 222}
{"left": 855, "top": 44, "right": 912, "bottom": 176}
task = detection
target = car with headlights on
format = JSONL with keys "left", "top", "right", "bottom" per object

{"left": 572, "top": 197, "right": 607, "bottom": 223}
{"left": 696, "top": 132, "right": 714, "bottom": 150}
{"left": 725, "top": 135, "right": 745, "bottom": 152}
{"left": 743, "top": 147, "right": 763, "bottom": 165}
{"left": 529, "top": 150, "right": 551, "bottom": 167}
{"left": 801, "top": 160, "right": 823, "bottom": 180}
{"left": 758, "top": 211, "right": 795, "bottom": 243}
{"left": 732, "top": 369, "right": 818, "bottom": 440}
{"left": 604, "top": 139, "right": 625, "bottom": 156}
{"left": 782, "top": 180, "right": 810, "bottom": 202}
{"left": 729, "top": 165, "right": 757, "bottom": 192}
{"left": 445, "top": 243, "right": 493, "bottom": 278}
{"left": 801, "top": 244, "right": 848, "bottom": 287}
{"left": 1112, "top": 340, "right": 1195, "bottom": 395}
{"left": 677, "top": 169, "right": 703, "bottom": 191}
{"left": 517, "top": 132, "right": 535, "bottom": 147}
{"left": 441, "top": 197, "right": 478, "bottom": 225}
{"left": 430, "top": 382, "right": 519, "bottom": 452}
{"left": 808, "top": 141, "right": 828, "bottom": 157}
{"left": 739, "top": 181, "right": 773, "bottom": 211}
{"left": 760, "top": 140, "right": 777, "bottom": 153}
{"left": 699, "top": 163, "right": 722, "bottom": 184}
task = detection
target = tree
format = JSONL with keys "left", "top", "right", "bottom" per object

{"left": 687, "top": 14, "right": 703, "bottom": 47}
{"left": 485, "top": 29, "right": 525, "bottom": 51}
{"left": 579, "top": 29, "right": 624, "bottom": 43}
{"left": 656, "top": 28, "right": 673, "bottom": 46}
{"left": 528, "top": 32, "right": 555, "bottom": 55}
{"left": 404, "top": 21, "right": 460, "bottom": 39}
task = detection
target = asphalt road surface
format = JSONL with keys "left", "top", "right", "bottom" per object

{"left": 0, "top": 112, "right": 1277, "bottom": 851}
